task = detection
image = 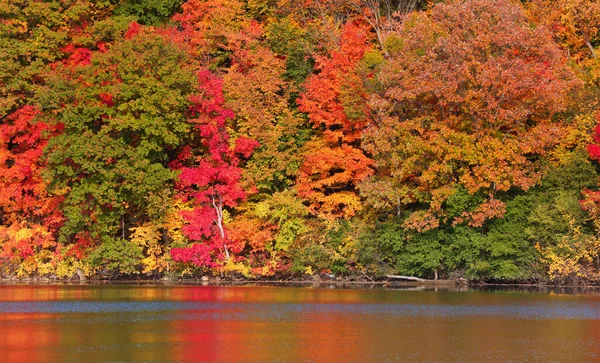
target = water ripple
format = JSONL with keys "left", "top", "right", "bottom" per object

{"left": 0, "top": 301, "right": 598, "bottom": 321}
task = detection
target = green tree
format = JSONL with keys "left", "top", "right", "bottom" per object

{"left": 359, "top": 153, "right": 598, "bottom": 281}
{"left": 114, "top": 0, "right": 184, "bottom": 25}
{"left": 39, "top": 28, "right": 199, "bottom": 252}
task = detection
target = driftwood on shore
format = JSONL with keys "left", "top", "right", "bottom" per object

{"left": 385, "top": 275, "right": 430, "bottom": 282}
{"left": 70, "top": 268, "right": 86, "bottom": 282}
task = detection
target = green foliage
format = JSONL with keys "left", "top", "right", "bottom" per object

{"left": 0, "top": 0, "right": 84, "bottom": 115}
{"left": 527, "top": 152, "right": 597, "bottom": 246}
{"left": 113, "top": 0, "right": 184, "bottom": 25}
{"left": 72, "top": 15, "right": 133, "bottom": 48}
{"left": 357, "top": 153, "right": 598, "bottom": 281}
{"left": 87, "top": 236, "right": 143, "bottom": 275}
{"left": 361, "top": 49, "right": 385, "bottom": 69}
{"left": 255, "top": 189, "right": 309, "bottom": 251}
{"left": 375, "top": 222, "right": 445, "bottom": 278}
{"left": 356, "top": 220, "right": 403, "bottom": 275}
{"left": 445, "top": 188, "right": 486, "bottom": 220}
{"left": 290, "top": 243, "right": 330, "bottom": 274}
{"left": 448, "top": 215, "right": 535, "bottom": 280}
{"left": 265, "top": 18, "right": 315, "bottom": 86}
{"left": 383, "top": 34, "right": 403, "bottom": 56}
{"left": 40, "top": 30, "right": 198, "bottom": 242}
{"left": 287, "top": 220, "right": 362, "bottom": 276}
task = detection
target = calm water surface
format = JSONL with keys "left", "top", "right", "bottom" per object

{"left": 0, "top": 284, "right": 599, "bottom": 362}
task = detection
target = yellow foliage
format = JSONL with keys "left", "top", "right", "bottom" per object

{"left": 0, "top": 223, "right": 58, "bottom": 277}
{"left": 337, "top": 235, "right": 358, "bottom": 263}
{"left": 222, "top": 259, "right": 254, "bottom": 278}
{"left": 129, "top": 195, "right": 191, "bottom": 275}
{"left": 14, "top": 228, "right": 33, "bottom": 241}
{"left": 304, "top": 266, "right": 314, "bottom": 275}
{"left": 33, "top": 250, "right": 55, "bottom": 276}
{"left": 14, "top": 250, "right": 56, "bottom": 278}
{"left": 54, "top": 256, "right": 91, "bottom": 279}
{"left": 130, "top": 224, "right": 164, "bottom": 274}
{"left": 549, "top": 104, "right": 599, "bottom": 164}
{"left": 536, "top": 214, "right": 600, "bottom": 284}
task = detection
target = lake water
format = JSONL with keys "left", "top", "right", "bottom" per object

{"left": 0, "top": 284, "right": 598, "bottom": 362}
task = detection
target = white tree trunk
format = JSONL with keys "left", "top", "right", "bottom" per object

{"left": 212, "top": 194, "right": 230, "bottom": 261}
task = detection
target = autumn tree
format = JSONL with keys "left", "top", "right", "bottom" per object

{"left": 0, "top": 106, "right": 63, "bottom": 276}
{"left": 0, "top": 0, "right": 123, "bottom": 276}
{"left": 355, "top": 0, "right": 429, "bottom": 52}
{"left": 361, "top": 0, "right": 580, "bottom": 231}
{"left": 173, "top": 0, "right": 251, "bottom": 69}
{"left": 170, "top": 70, "right": 259, "bottom": 269}
{"left": 527, "top": 0, "right": 600, "bottom": 63}
{"left": 39, "top": 25, "right": 200, "bottom": 262}
{"left": 0, "top": 0, "right": 119, "bottom": 118}
{"left": 530, "top": 112, "right": 600, "bottom": 284}
{"left": 173, "top": 0, "right": 317, "bottom": 273}
{"left": 297, "top": 22, "right": 374, "bottom": 219}
{"left": 526, "top": 0, "right": 600, "bottom": 88}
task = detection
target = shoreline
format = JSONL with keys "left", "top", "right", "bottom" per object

{"left": 1, "top": 276, "right": 599, "bottom": 291}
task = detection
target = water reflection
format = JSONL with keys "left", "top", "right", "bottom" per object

{"left": 0, "top": 285, "right": 598, "bottom": 362}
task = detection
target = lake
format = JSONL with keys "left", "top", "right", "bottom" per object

{"left": 0, "top": 283, "right": 598, "bottom": 362}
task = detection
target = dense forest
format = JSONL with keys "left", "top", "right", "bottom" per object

{"left": 1, "top": 0, "right": 600, "bottom": 284}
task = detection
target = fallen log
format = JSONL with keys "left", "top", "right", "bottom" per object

{"left": 69, "top": 268, "right": 86, "bottom": 283}
{"left": 385, "top": 275, "right": 430, "bottom": 282}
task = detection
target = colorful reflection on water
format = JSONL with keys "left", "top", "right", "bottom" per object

{"left": 0, "top": 285, "right": 598, "bottom": 362}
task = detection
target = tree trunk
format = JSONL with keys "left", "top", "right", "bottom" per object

{"left": 212, "top": 194, "right": 230, "bottom": 261}
{"left": 584, "top": 35, "right": 597, "bottom": 60}
{"left": 74, "top": 268, "right": 86, "bottom": 283}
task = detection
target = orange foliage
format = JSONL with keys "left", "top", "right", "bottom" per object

{"left": 0, "top": 106, "right": 63, "bottom": 274}
{"left": 362, "top": 0, "right": 580, "bottom": 230}
{"left": 174, "top": 0, "right": 250, "bottom": 67}
{"left": 297, "top": 22, "right": 374, "bottom": 219}
{"left": 527, "top": 0, "right": 600, "bottom": 64}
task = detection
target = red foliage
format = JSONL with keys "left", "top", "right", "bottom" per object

{"left": 66, "top": 232, "right": 94, "bottom": 260}
{"left": 124, "top": 22, "right": 142, "bottom": 39}
{"left": 171, "top": 70, "right": 258, "bottom": 268}
{"left": 0, "top": 106, "right": 63, "bottom": 267}
{"left": 171, "top": 242, "right": 222, "bottom": 268}
{"left": 582, "top": 111, "right": 600, "bottom": 220}
{"left": 61, "top": 45, "right": 93, "bottom": 67}
{"left": 298, "top": 22, "right": 372, "bottom": 144}
{"left": 587, "top": 121, "right": 600, "bottom": 161}
{"left": 98, "top": 93, "right": 114, "bottom": 107}
{"left": 234, "top": 137, "right": 260, "bottom": 158}
{"left": 0, "top": 106, "right": 62, "bottom": 225}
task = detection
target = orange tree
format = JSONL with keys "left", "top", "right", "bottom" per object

{"left": 296, "top": 22, "right": 374, "bottom": 219}
{"left": 361, "top": 0, "right": 580, "bottom": 231}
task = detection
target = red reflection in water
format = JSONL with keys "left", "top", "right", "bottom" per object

{"left": 171, "top": 316, "right": 218, "bottom": 361}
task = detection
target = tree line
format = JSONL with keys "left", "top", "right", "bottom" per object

{"left": 1, "top": 0, "right": 600, "bottom": 283}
